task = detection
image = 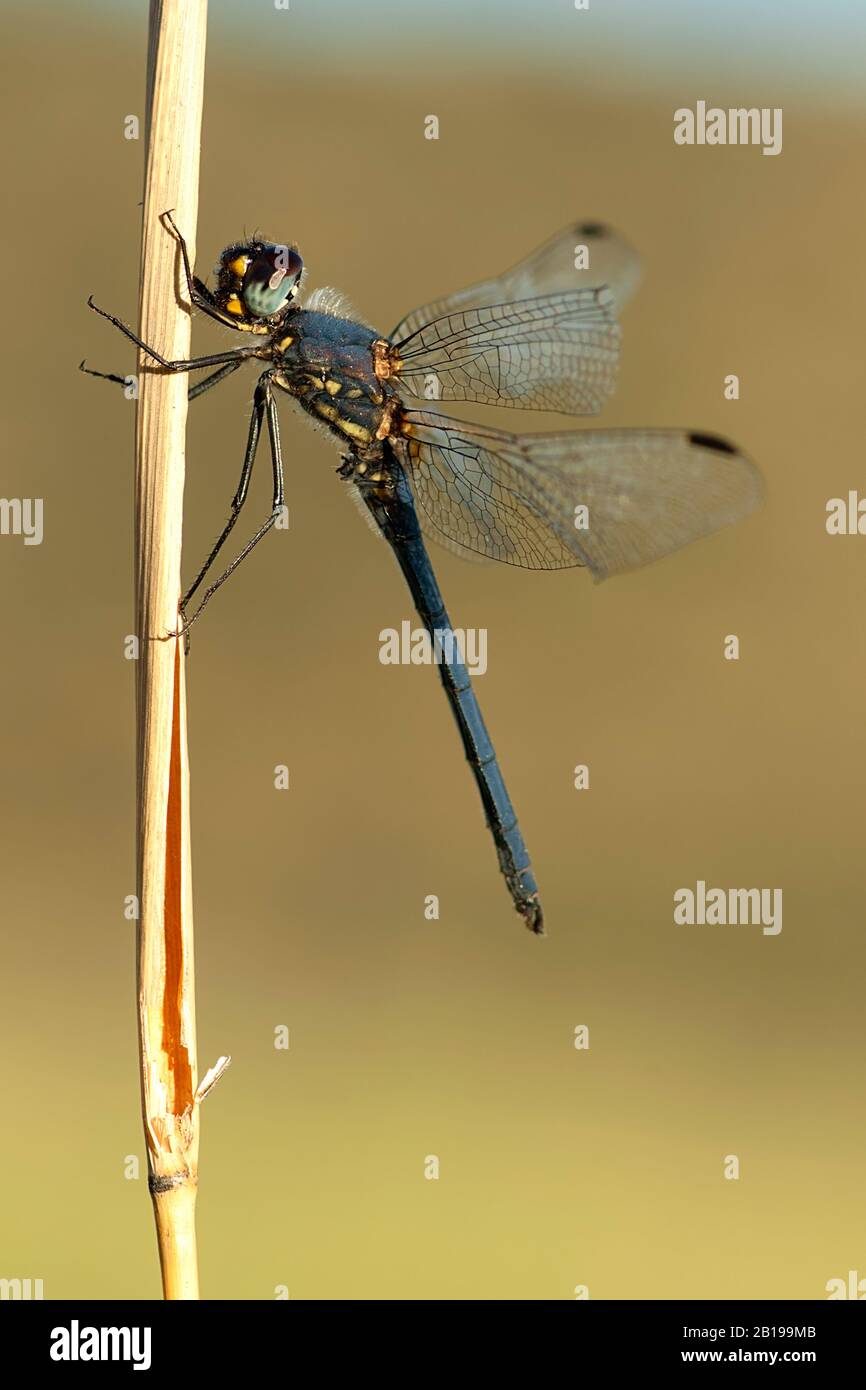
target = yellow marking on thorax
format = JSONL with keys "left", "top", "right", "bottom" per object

{"left": 337, "top": 418, "right": 372, "bottom": 442}
{"left": 312, "top": 393, "right": 373, "bottom": 442}
{"left": 325, "top": 379, "right": 342, "bottom": 396}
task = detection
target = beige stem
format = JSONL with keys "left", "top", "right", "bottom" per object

{"left": 135, "top": 0, "right": 208, "bottom": 1301}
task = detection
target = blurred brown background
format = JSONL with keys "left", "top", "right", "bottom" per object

{"left": 2, "top": 0, "right": 865, "bottom": 1299}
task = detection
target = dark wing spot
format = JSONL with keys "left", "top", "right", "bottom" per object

{"left": 575, "top": 222, "right": 609, "bottom": 238}
{"left": 689, "top": 431, "right": 738, "bottom": 455}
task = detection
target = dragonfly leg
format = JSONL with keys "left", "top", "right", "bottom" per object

{"left": 181, "top": 379, "right": 267, "bottom": 618}
{"left": 86, "top": 295, "right": 262, "bottom": 372}
{"left": 80, "top": 357, "right": 243, "bottom": 401}
{"left": 161, "top": 210, "right": 224, "bottom": 320}
{"left": 181, "top": 372, "right": 285, "bottom": 636}
{"left": 188, "top": 359, "right": 245, "bottom": 401}
{"left": 78, "top": 363, "right": 130, "bottom": 390}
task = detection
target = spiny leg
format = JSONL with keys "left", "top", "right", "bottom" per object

{"left": 182, "top": 373, "right": 285, "bottom": 634}
{"left": 86, "top": 296, "right": 261, "bottom": 372}
{"left": 80, "top": 357, "right": 243, "bottom": 401}
{"left": 181, "top": 378, "right": 267, "bottom": 614}
{"left": 78, "top": 363, "right": 131, "bottom": 390}
{"left": 161, "top": 210, "right": 223, "bottom": 319}
{"left": 188, "top": 359, "right": 244, "bottom": 400}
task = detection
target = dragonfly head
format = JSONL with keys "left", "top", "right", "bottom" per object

{"left": 214, "top": 240, "right": 304, "bottom": 330}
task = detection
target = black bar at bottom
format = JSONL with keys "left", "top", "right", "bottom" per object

{"left": 4, "top": 1297, "right": 862, "bottom": 1374}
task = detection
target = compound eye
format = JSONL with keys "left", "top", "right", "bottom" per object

{"left": 243, "top": 245, "right": 303, "bottom": 317}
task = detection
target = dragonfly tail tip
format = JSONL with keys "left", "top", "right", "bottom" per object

{"left": 522, "top": 898, "right": 545, "bottom": 935}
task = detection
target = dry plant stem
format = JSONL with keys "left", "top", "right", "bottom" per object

{"left": 135, "top": 0, "right": 208, "bottom": 1301}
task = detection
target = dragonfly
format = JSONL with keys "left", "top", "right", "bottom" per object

{"left": 83, "top": 214, "right": 762, "bottom": 935}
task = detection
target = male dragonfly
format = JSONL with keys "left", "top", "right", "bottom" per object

{"left": 83, "top": 216, "right": 762, "bottom": 935}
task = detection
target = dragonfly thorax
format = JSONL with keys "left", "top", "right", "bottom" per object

{"left": 273, "top": 308, "right": 396, "bottom": 455}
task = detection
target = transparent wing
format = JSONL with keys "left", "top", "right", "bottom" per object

{"left": 390, "top": 221, "right": 641, "bottom": 343}
{"left": 391, "top": 288, "right": 621, "bottom": 416}
{"left": 395, "top": 410, "right": 763, "bottom": 579}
